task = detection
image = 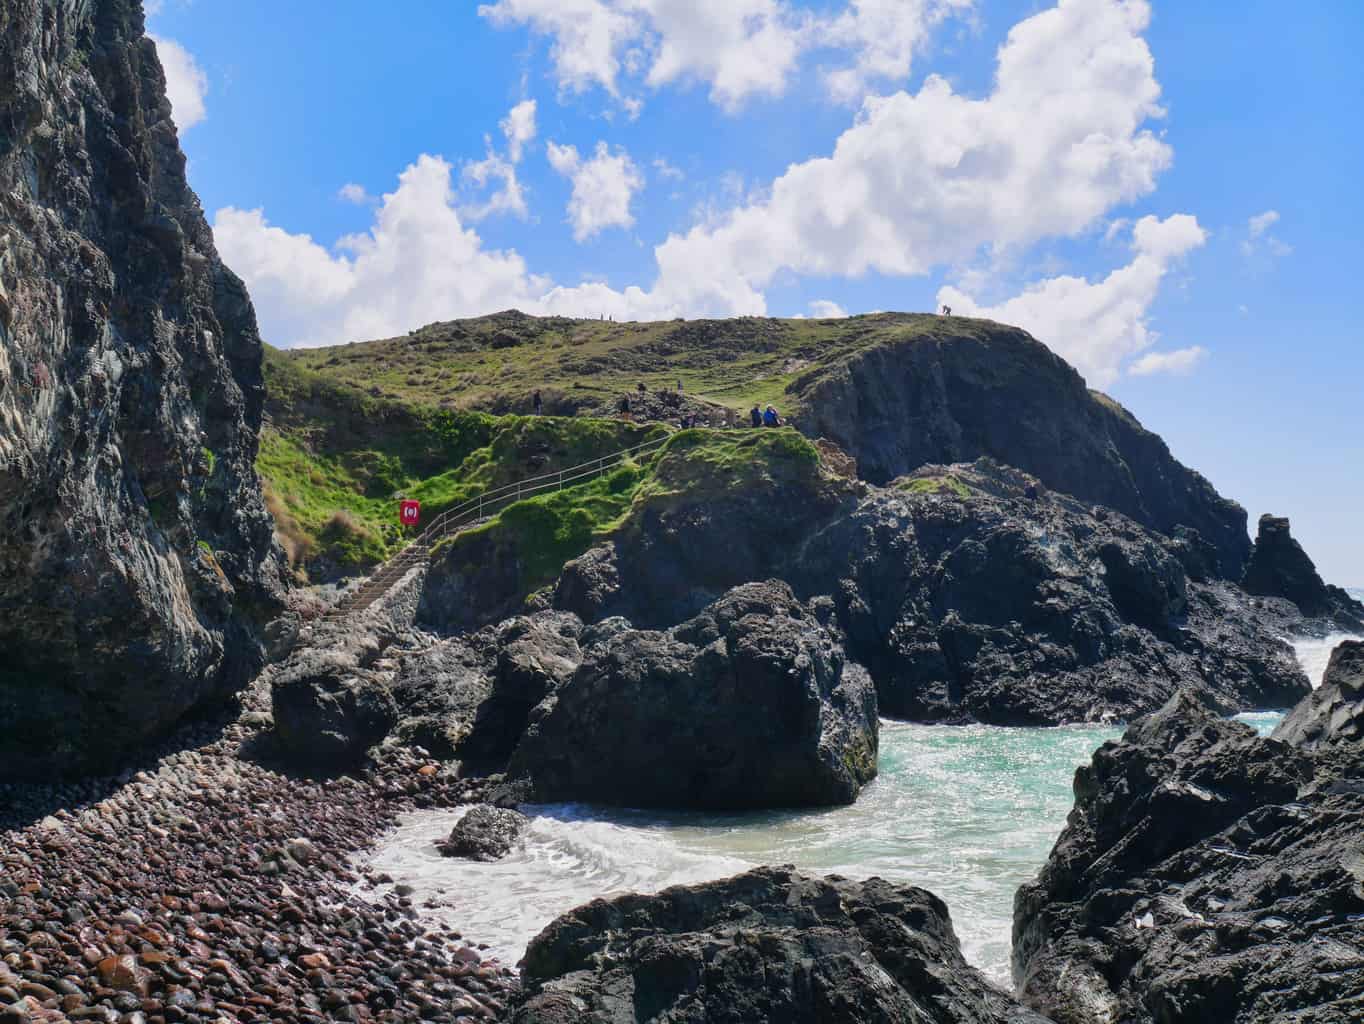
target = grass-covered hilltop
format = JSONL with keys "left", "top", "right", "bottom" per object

{"left": 261, "top": 309, "right": 1253, "bottom": 580}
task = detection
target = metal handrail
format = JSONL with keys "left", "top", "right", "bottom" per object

{"left": 326, "top": 431, "right": 675, "bottom": 617}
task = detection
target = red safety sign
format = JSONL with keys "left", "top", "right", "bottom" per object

{"left": 399, "top": 499, "right": 421, "bottom": 526}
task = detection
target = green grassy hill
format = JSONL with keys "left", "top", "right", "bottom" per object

{"left": 271, "top": 309, "right": 993, "bottom": 421}
{"left": 260, "top": 347, "right": 672, "bottom": 578}
{"left": 258, "top": 310, "right": 943, "bottom": 579}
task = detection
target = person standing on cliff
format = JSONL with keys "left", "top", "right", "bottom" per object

{"left": 532, "top": 390, "right": 543, "bottom": 416}
{"left": 619, "top": 394, "right": 632, "bottom": 420}
{"left": 750, "top": 405, "right": 762, "bottom": 428}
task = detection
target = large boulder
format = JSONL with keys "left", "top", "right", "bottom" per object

{"left": 512, "top": 866, "right": 1053, "bottom": 1024}
{"left": 437, "top": 805, "right": 528, "bottom": 861}
{"left": 388, "top": 611, "right": 586, "bottom": 770}
{"left": 1273, "top": 639, "right": 1364, "bottom": 749}
{"left": 501, "top": 582, "right": 878, "bottom": 810}
{"left": 1241, "top": 514, "right": 1364, "bottom": 624}
{"left": 1013, "top": 688, "right": 1364, "bottom": 1024}
{"left": 0, "top": 0, "right": 285, "bottom": 778}
{"left": 271, "top": 650, "right": 398, "bottom": 767}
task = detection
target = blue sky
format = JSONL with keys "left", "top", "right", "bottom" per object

{"left": 147, "top": 0, "right": 1362, "bottom": 583}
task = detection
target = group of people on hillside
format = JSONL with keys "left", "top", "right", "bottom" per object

{"left": 749, "top": 405, "right": 782, "bottom": 428}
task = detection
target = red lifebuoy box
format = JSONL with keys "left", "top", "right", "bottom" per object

{"left": 399, "top": 499, "right": 421, "bottom": 526}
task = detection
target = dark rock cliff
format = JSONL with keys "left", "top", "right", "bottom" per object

{"left": 548, "top": 459, "right": 1307, "bottom": 726}
{"left": 792, "top": 323, "right": 1252, "bottom": 577}
{"left": 1241, "top": 514, "right": 1364, "bottom": 625}
{"left": 0, "top": 0, "right": 284, "bottom": 778}
{"left": 1013, "top": 682, "right": 1364, "bottom": 1023}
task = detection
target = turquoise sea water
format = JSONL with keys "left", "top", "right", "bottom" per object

{"left": 364, "top": 635, "right": 1354, "bottom": 983}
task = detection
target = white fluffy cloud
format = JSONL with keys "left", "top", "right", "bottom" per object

{"left": 638, "top": 0, "right": 1172, "bottom": 315}
{"left": 215, "top": 155, "right": 679, "bottom": 348}
{"left": 479, "top": 0, "right": 968, "bottom": 110}
{"left": 149, "top": 34, "right": 208, "bottom": 130}
{"left": 809, "top": 300, "right": 849, "bottom": 318}
{"left": 823, "top": 0, "right": 973, "bottom": 104}
{"left": 1129, "top": 345, "right": 1207, "bottom": 376}
{"left": 337, "top": 183, "right": 372, "bottom": 204}
{"left": 546, "top": 141, "right": 645, "bottom": 241}
{"left": 462, "top": 100, "right": 539, "bottom": 222}
{"left": 501, "top": 99, "right": 538, "bottom": 162}
{"left": 215, "top": 0, "right": 1194, "bottom": 354}
{"left": 938, "top": 213, "right": 1208, "bottom": 387}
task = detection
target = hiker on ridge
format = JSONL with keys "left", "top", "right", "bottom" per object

{"left": 532, "top": 390, "right": 543, "bottom": 416}
{"left": 750, "top": 405, "right": 762, "bottom": 428}
{"left": 763, "top": 405, "right": 781, "bottom": 427}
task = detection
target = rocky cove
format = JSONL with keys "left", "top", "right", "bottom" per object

{"left": 3, "top": 2, "right": 1364, "bottom": 1024}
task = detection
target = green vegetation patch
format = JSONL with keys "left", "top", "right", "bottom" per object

{"left": 898, "top": 474, "right": 975, "bottom": 499}
{"left": 259, "top": 347, "right": 669, "bottom": 575}
{"left": 430, "top": 428, "right": 822, "bottom": 598}
{"left": 270, "top": 310, "right": 1011, "bottom": 420}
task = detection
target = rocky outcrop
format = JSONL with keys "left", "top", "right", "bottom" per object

{"left": 271, "top": 639, "right": 398, "bottom": 768}
{"left": 513, "top": 866, "right": 1053, "bottom": 1024}
{"left": 1273, "top": 639, "right": 1364, "bottom": 749}
{"left": 0, "top": 0, "right": 284, "bottom": 777}
{"left": 437, "top": 804, "right": 528, "bottom": 861}
{"left": 1241, "top": 514, "right": 1364, "bottom": 624}
{"left": 1013, "top": 688, "right": 1364, "bottom": 1023}
{"left": 555, "top": 460, "right": 1306, "bottom": 726}
{"left": 792, "top": 323, "right": 1251, "bottom": 576}
{"left": 501, "top": 582, "right": 878, "bottom": 810}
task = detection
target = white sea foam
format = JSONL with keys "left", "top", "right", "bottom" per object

{"left": 361, "top": 721, "right": 1117, "bottom": 984}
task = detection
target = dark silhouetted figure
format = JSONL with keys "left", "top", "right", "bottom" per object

{"left": 532, "top": 390, "right": 543, "bottom": 416}
{"left": 750, "top": 405, "right": 763, "bottom": 428}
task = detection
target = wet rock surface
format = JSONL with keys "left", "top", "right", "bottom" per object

{"left": 1013, "top": 683, "right": 1364, "bottom": 1023}
{"left": 512, "top": 865, "right": 1054, "bottom": 1024}
{"left": 1274, "top": 639, "right": 1364, "bottom": 750}
{"left": 437, "top": 805, "right": 528, "bottom": 862}
{"left": 0, "top": 671, "right": 516, "bottom": 1024}
{"left": 0, "top": 0, "right": 285, "bottom": 779}
{"left": 499, "top": 581, "right": 879, "bottom": 810}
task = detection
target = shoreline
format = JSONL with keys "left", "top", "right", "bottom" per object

{"left": 0, "top": 677, "right": 516, "bottom": 1024}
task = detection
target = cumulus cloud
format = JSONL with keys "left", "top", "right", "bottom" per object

{"left": 215, "top": 155, "right": 680, "bottom": 348}
{"left": 149, "top": 35, "right": 208, "bottom": 130}
{"left": 823, "top": 0, "right": 974, "bottom": 104}
{"left": 638, "top": 0, "right": 1173, "bottom": 315}
{"left": 214, "top": 0, "right": 1187, "bottom": 350}
{"left": 809, "top": 300, "right": 850, "bottom": 318}
{"left": 937, "top": 213, "right": 1208, "bottom": 387}
{"left": 478, "top": 0, "right": 970, "bottom": 110}
{"left": 462, "top": 100, "right": 539, "bottom": 222}
{"left": 501, "top": 99, "right": 538, "bottom": 162}
{"left": 546, "top": 141, "right": 645, "bottom": 241}
{"left": 1129, "top": 346, "right": 1206, "bottom": 376}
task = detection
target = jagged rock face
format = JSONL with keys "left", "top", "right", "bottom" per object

{"left": 1273, "top": 640, "right": 1364, "bottom": 749}
{"left": 791, "top": 474, "right": 1309, "bottom": 725}
{"left": 0, "top": 0, "right": 284, "bottom": 777}
{"left": 1014, "top": 690, "right": 1364, "bottom": 1024}
{"left": 1241, "top": 514, "right": 1364, "bottom": 624}
{"left": 513, "top": 866, "right": 1054, "bottom": 1024}
{"left": 793, "top": 327, "right": 1252, "bottom": 577}
{"left": 501, "top": 581, "right": 879, "bottom": 810}
{"left": 555, "top": 460, "right": 1307, "bottom": 726}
